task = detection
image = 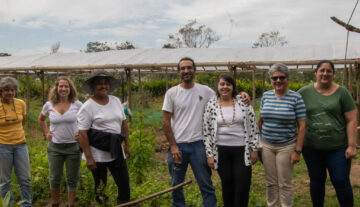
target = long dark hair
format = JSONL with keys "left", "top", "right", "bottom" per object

{"left": 216, "top": 74, "right": 237, "bottom": 98}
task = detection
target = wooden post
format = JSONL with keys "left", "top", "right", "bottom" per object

{"left": 120, "top": 73, "right": 125, "bottom": 102}
{"left": 40, "top": 70, "right": 45, "bottom": 105}
{"left": 26, "top": 71, "right": 30, "bottom": 130}
{"left": 233, "top": 66, "right": 237, "bottom": 82}
{"left": 349, "top": 64, "right": 353, "bottom": 96}
{"left": 356, "top": 63, "right": 360, "bottom": 146}
{"left": 262, "top": 71, "right": 266, "bottom": 95}
{"left": 125, "top": 68, "right": 132, "bottom": 123}
{"left": 165, "top": 67, "right": 169, "bottom": 91}
{"left": 252, "top": 69, "right": 256, "bottom": 108}
{"left": 138, "top": 69, "right": 143, "bottom": 112}
{"left": 344, "top": 63, "right": 348, "bottom": 89}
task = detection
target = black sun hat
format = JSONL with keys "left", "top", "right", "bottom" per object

{"left": 82, "top": 70, "right": 119, "bottom": 94}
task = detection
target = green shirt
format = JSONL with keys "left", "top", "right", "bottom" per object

{"left": 298, "top": 84, "right": 356, "bottom": 150}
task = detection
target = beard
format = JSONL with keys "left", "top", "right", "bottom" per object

{"left": 181, "top": 73, "right": 194, "bottom": 83}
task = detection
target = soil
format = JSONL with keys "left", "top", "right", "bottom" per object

{"left": 350, "top": 159, "right": 360, "bottom": 186}
{"left": 154, "top": 128, "right": 169, "bottom": 161}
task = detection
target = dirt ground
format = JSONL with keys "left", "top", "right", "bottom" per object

{"left": 43, "top": 129, "right": 360, "bottom": 206}
{"left": 154, "top": 128, "right": 360, "bottom": 186}
{"left": 350, "top": 159, "right": 360, "bottom": 186}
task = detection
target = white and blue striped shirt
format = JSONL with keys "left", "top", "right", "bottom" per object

{"left": 260, "top": 90, "right": 306, "bottom": 145}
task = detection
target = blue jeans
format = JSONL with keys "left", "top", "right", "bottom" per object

{"left": 167, "top": 140, "right": 217, "bottom": 207}
{"left": 0, "top": 143, "right": 31, "bottom": 207}
{"left": 302, "top": 147, "right": 353, "bottom": 207}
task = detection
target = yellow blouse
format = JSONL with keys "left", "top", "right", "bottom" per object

{"left": 0, "top": 98, "right": 26, "bottom": 145}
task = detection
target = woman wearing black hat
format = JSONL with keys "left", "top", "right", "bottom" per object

{"left": 77, "top": 71, "right": 130, "bottom": 205}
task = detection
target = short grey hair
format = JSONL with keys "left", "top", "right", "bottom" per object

{"left": 0, "top": 77, "right": 19, "bottom": 93}
{"left": 268, "top": 63, "right": 290, "bottom": 78}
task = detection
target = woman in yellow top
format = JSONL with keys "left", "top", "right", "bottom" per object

{"left": 0, "top": 77, "right": 31, "bottom": 207}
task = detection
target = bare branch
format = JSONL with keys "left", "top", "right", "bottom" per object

{"left": 331, "top": 16, "right": 360, "bottom": 33}
{"left": 51, "top": 41, "right": 61, "bottom": 54}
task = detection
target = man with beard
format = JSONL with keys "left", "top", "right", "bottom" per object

{"left": 162, "top": 57, "right": 217, "bottom": 207}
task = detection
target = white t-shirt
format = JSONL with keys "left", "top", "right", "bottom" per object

{"left": 77, "top": 95, "right": 126, "bottom": 162}
{"left": 41, "top": 100, "right": 82, "bottom": 144}
{"left": 216, "top": 103, "right": 245, "bottom": 146}
{"left": 162, "top": 83, "right": 215, "bottom": 143}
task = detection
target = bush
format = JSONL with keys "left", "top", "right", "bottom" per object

{"left": 143, "top": 80, "right": 177, "bottom": 97}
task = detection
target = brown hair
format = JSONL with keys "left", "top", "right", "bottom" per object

{"left": 48, "top": 76, "right": 78, "bottom": 104}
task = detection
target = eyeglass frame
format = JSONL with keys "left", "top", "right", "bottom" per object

{"left": 270, "top": 76, "right": 287, "bottom": 81}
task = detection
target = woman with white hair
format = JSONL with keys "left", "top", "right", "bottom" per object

{"left": 0, "top": 77, "right": 31, "bottom": 207}
{"left": 259, "top": 63, "right": 306, "bottom": 207}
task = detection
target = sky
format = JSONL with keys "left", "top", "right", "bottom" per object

{"left": 0, "top": 0, "right": 359, "bottom": 55}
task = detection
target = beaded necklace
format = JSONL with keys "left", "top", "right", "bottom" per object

{"left": 219, "top": 98, "right": 235, "bottom": 127}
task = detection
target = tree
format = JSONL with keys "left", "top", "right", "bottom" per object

{"left": 252, "top": 30, "right": 288, "bottom": 48}
{"left": 85, "top": 41, "right": 135, "bottom": 52}
{"left": 0, "top": 52, "right": 11, "bottom": 56}
{"left": 85, "top": 41, "right": 111, "bottom": 52}
{"left": 115, "top": 41, "right": 135, "bottom": 50}
{"left": 50, "top": 41, "right": 60, "bottom": 54}
{"left": 163, "top": 19, "right": 220, "bottom": 48}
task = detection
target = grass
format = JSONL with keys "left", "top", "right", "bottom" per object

{"left": 7, "top": 95, "right": 360, "bottom": 206}
{"left": 18, "top": 137, "right": 360, "bottom": 206}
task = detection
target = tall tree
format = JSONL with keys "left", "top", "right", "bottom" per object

{"left": 0, "top": 52, "right": 11, "bottom": 56}
{"left": 252, "top": 30, "right": 288, "bottom": 48}
{"left": 163, "top": 19, "right": 220, "bottom": 48}
{"left": 85, "top": 41, "right": 135, "bottom": 52}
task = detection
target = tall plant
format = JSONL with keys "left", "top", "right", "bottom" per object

{"left": 127, "top": 113, "right": 156, "bottom": 184}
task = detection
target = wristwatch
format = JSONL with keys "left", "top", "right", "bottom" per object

{"left": 294, "top": 150, "right": 302, "bottom": 155}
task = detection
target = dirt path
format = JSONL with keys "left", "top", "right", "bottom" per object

{"left": 350, "top": 159, "right": 360, "bottom": 186}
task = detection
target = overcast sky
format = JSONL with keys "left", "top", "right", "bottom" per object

{"left": 0, "top": 0, "right": 359, "bottom": 55}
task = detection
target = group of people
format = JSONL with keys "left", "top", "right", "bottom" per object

{"left": 163, "top": 58, "right": 357, "bottom": 207}
{"left": 0, "top": 71, "right": 131, "bottom": 207}
{"left": 0, "top": 57, "right": 357, "bottom": 207}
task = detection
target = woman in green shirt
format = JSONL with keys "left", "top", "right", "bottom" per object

{"left": 298, "top": 60, "right": 357, "bottom": 207}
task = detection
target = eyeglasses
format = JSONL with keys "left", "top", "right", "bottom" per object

{"left": 1, "top": 100, "right": 18, "bottom": 122}
{"left": 180, "top": 66, "right": 194, "bottom": 70}
{"left": 270, "top": 76, "right": 287, "bottom": 81}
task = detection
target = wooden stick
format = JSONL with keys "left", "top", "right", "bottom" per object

{"left": 252, "top": 70, "right": 256, "bottom": 108}
{"left": 26, "top": 71, "right": 30, "bottom": 130}
{"left": 117, "top": 180, "right": 193, "bottom": 207}
{"left": 331, "top": 16, "right": 360, "bottom": 33}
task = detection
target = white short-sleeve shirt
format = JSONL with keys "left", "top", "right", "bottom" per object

{"left": 77, "top": 95, "right": 126, "bottom": 162}
{"left": 41, "top": 100, "right": 82, "bottom": 144}
{"left": 162, "top": 83, "right": 215, "bottom": 143}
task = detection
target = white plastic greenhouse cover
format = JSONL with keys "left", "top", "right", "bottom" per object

{"left": 0, "top": 42, "right": 359, "bottom": 71}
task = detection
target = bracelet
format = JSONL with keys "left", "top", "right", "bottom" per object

{"left": 294, "top": 150, "right": 302, "bottom": 155}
